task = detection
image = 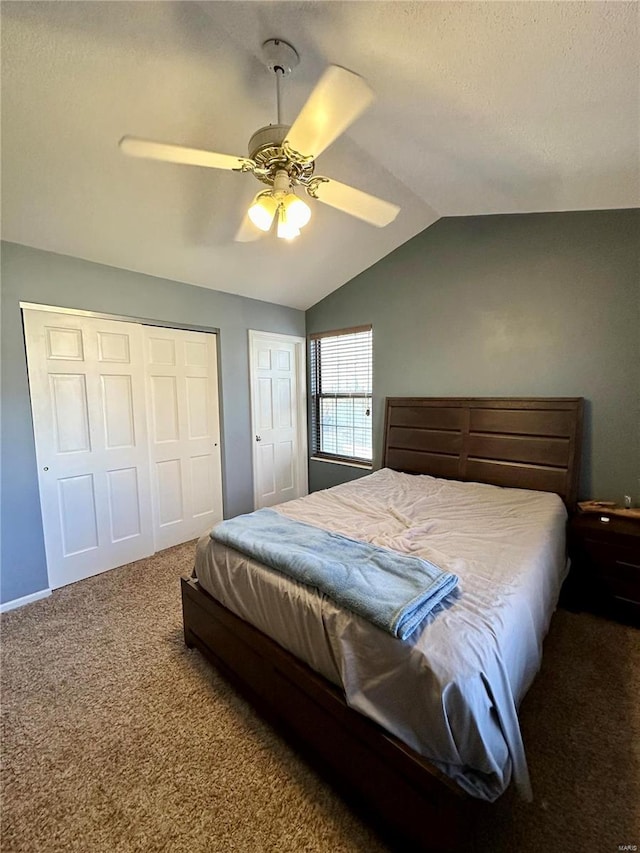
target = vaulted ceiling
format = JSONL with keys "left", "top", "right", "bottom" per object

{"left": 2, "top": 1, "right": 638, "bottom": 309}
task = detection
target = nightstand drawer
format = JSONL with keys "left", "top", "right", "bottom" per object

{"left": 581, "top": 538, "right": 640, "bottom": 575}
{"left": 571, "top": 514, "right": 640, "bottom": 541}
{"left": 600, "top": 565, "right": 640, "bottom": 605}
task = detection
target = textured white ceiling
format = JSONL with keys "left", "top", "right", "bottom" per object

{"left": 2, "top": 1, "right": 638, "bottom": 310}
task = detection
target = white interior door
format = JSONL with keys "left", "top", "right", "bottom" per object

{"left": 144, "top": 326, "right": 223, "bottom": 550}
{"left": 23, "top": 309, "right": 154, "bottom": 589}
{"left": 249, "top": 331, "right": 308, "bottom": 508}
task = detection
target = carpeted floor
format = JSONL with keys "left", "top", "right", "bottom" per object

{"left": 1, "top": 542, "right": 639, "bottom": 853}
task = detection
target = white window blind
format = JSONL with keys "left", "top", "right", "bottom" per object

{"left": 310, "top": 325, "right": 372, "bottom": 463}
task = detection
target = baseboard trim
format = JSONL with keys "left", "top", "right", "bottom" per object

{"left": 0, "top": 588, "right": 52, "bottom": 613}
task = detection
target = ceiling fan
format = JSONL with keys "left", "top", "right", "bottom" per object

{"left": 119, "top": 39, "right": 400, "bottom": 242}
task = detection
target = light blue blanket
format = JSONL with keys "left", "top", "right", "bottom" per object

{"left": 210, "top": 508, "right": 459, "bottom": 640}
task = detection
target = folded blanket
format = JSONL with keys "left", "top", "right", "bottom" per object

{"left": 210, "top": 508, "right": 459, "bottom": 640}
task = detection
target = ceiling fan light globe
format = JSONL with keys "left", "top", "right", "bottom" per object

{"left": 283, "top": 195, "right": 311, "bottom": 229}
{"left": 248, "top": 194, "right": 278, "bottom": 232}
{"left": 278, "top": 224, "right": 301, "bottom": 240}
{"left": 277, "top": 207, "right": 300, "bottom": 240}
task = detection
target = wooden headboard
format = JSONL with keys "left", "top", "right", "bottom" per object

{"left": 383, "top": 397, "right": 584, "bottom": 507}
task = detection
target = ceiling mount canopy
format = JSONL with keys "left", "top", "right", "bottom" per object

{"left": 119, "top": 38, "right": 400, "bottom": 242}
{"left": 262, "top": 38, "right": 299, "bottom": 79}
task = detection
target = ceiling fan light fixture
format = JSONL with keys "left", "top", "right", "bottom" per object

{"left": 282, "top": 193, "right": 311, "bottom": 229}
{"left": 248, "top": 193, "right": 279, "bottom": 232}
{"left": 277, "top": 205, "right": 300, "bottom": 240}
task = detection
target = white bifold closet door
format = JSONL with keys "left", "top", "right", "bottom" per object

{"left": 23, "top": 309, "right": 223, "bottom": 591}
{"left": 23, "top": 309, "right": 155, "bottom": 589}
{"left": 144, "top": 326, "right": 223, "bottom": 551}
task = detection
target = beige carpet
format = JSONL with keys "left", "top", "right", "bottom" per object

{"left": 1, "top": 543, "right": 639, "bottom": 853}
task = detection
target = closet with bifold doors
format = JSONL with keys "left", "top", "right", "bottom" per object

{"left": 23, "top": 306, "right": 223, "bottom": 590}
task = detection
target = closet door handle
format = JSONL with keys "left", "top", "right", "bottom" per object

{"left": 255, "top": 435, "right": 261, "bottom": 442}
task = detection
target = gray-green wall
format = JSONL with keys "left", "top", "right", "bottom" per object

{"left": 307, "top": 209, "right": 640, "bottom": 502}
{"left": 0, "top": 242, "right": 304, "bottom": 604}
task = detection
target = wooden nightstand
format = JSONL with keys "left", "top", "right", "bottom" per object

{"left": 567, "top": 511, "right": 640, "bottom": 624}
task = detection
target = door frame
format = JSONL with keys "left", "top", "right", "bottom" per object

{"left": 20, "top": 302, "right": 221, "bottom": 336}
{"left": 248, "top": 330, "right": 308, "bottom": 510}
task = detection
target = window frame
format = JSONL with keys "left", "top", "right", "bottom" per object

{"left": 309, "top": 324, "right": 373, "bottom": 466}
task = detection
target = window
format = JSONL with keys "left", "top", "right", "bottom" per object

{"left": 310, "top": 325, "right": 372, "bottom": 464}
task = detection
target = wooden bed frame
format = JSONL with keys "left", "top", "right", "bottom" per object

{"left": 182, "top": 397, "right": 583, "bottom": 851}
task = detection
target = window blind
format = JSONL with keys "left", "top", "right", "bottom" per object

{"left": 310, "top": 325, "right": 372, "bottom": 463}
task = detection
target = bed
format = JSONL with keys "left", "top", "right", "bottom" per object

{"left": 182, "top": 396, "right": 583, "bottom": 851}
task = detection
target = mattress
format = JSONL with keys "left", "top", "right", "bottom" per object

{"left": 194, "top": 468, "right": 568, "bottom": 801}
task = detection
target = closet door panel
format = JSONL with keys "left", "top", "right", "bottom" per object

{"left": 23, "top": 309, "right": 154, "bottom": 589}
{"left": 144, "top": 327, "right": 222, "bottom": 550}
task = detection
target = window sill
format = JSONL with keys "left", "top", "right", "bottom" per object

{"left": 310, "top": 457, "right": 373, "bottom": 471}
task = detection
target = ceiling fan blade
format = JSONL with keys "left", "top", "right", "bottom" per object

{"left": 285, "top": 66, "right": 374, "bottom": 160}
{"left": 119, "top": 136, "right": 252, "bottom": 171}
{"left": 309, "top": 178, "right": 400, "bottom": 227}
{"left": 234, "top": 213, "right": 263, "bottom": 242}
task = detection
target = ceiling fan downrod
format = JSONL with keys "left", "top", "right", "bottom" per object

{"left": 262, "top": 38, "right": 299, "bottom": 126}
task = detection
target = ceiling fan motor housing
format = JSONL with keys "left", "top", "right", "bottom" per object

{"left": 248, "top": 124, "right": 315, "bottom": 187}
{"left": 248, "top": 124, "right": 289, "bottom": 159}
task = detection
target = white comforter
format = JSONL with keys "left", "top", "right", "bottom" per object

{"left": 194, "top": 468, "right": 567, "bottom": 801}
